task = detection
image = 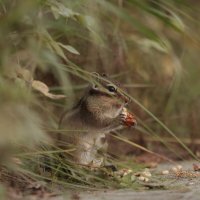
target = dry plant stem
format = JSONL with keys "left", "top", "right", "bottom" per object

{"left": 137, "top": 119, "right": 184, "bottom": 161}
{"left": 111, "top": 133, "right": 175, "bottom": 164}
{"left": 145, "top": 137, "right": 200, "bottom": 145}
{"left": 127, "top": 95, "right": 200, "bottom": 161}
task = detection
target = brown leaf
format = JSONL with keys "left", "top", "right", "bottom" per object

{"left": 44, "top": 93, "right": 66, "bottom": 100}
{"left": 32, "top": 80, "right": 66, "bottom": 99}
{"left": 32, "top": 80, "right": 49, "bottom": 94}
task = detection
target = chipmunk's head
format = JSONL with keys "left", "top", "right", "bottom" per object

{"left": 85, "top": 73, "right": 130, "bottom": 119}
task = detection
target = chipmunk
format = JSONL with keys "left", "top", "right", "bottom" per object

{"left": 58, "top": 74, "right": 137, "bottom": 167}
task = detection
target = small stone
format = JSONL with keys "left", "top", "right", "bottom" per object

{"left": 127, "top": 169, "right": 133, "bottom": 174}
{"left": 138, "top": 176, "right": 145, "bottom": 181}
{"left": 176, "top": 165, "right": 183, "bottom": 170}
{"left": 123, "top": 172, "right": 128, "bottom": 176}
{"left": 142, "top": 171, "right": 152, "bottom": 177}
{"left": 171, "top": 167, "right": 178, "bottom": 172}
{"left": 147, "top": 162, "right": 158, "bottom": 168}
{"left": 144, "top": 177, "right": 149, "bottom": 182}
{"left": 162, "top": 170, "right": 169, "bottom": 175}
{"left": 187, "top": 182, "right": 194, "bottom": 186}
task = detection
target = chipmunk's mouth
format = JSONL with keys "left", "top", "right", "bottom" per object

{"left": 114, "top": 103, "right": 125, "bottom": 111}
{"left": 114, "top": 103, "right": 124, "bottom": 113}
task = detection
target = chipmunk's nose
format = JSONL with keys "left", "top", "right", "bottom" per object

{"left": 118, "top": 91, "right": 131, "bottom": 105}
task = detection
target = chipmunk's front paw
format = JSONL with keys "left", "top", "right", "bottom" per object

{"left": 120, "top": 107, "right": 137, "bottom": 128}
{"left": 120, "top": 108, "right": 127, "bottom": 123}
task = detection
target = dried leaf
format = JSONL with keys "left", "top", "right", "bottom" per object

{"left": 44, "top": 93, "right": 66, "bottom": 100}
{"left": 32, "top": 80, "right": 49, "bottom": 94}
{"left": 32, "top": 80, "right": 66, "bottom": 99}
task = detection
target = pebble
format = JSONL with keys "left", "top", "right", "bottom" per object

{"left": 162, "top": 170, "right": 169, "bottom": 175}
{"left": 170, "top": 165, "right": 183, "bottom": 173}
{"left": 138, "top": 176, "right": 145, "bottom": 181}
{"left": 142, "top": 171, "right": 152, "bottom": 177}
{"left": 123, "top": 172, "right": 128, "bottom": 176}
{"left": 187, "top": 182, "right": 195, "bottom": 186}
{"left": 176, "top": 165, "right": 183, "bottom": 170}
{"left": 171, "top": 167, "right": 178, "bottom": 173}
{"left": 138, "top": 176, "right": 149, "bottom": 182}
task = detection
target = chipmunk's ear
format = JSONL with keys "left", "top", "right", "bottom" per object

{"left": 92, "top": 84, "right": 98, "bottom": 90}
{"left": 90, "top": 72, "right": 100, "bottom": 90}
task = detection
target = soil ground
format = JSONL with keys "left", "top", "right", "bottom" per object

{"left": 69, "top": 161, "right": 200, "bottom": 200}
{"left": 6, "top": 161, "right": 200, "bottom": 200}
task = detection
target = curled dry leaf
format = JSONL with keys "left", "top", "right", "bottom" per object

{"left": 32, "top": 80, "right": 49, "bottom": 94}
{"left": 32, "top": 80, "right": 66, "bottom": 100}
{"left": 44, "top": 93, "right": 67, "bottom": 100}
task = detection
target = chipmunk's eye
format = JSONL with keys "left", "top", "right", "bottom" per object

{"left": 93, "top": 84, "right": 98, "bottom": 89}
{"left": 107, "top": 85, "right": 116, "bottom": 93}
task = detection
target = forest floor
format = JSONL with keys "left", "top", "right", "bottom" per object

{"left": 5, "top": 160, "right": 200, "bottom": 200}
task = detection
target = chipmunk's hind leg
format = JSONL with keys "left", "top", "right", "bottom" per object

{"left": 74, "top": 134, "right": 108, "bottom": 168}
{"left": 73, "top": 136, "right": 100, "bottom": 167}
